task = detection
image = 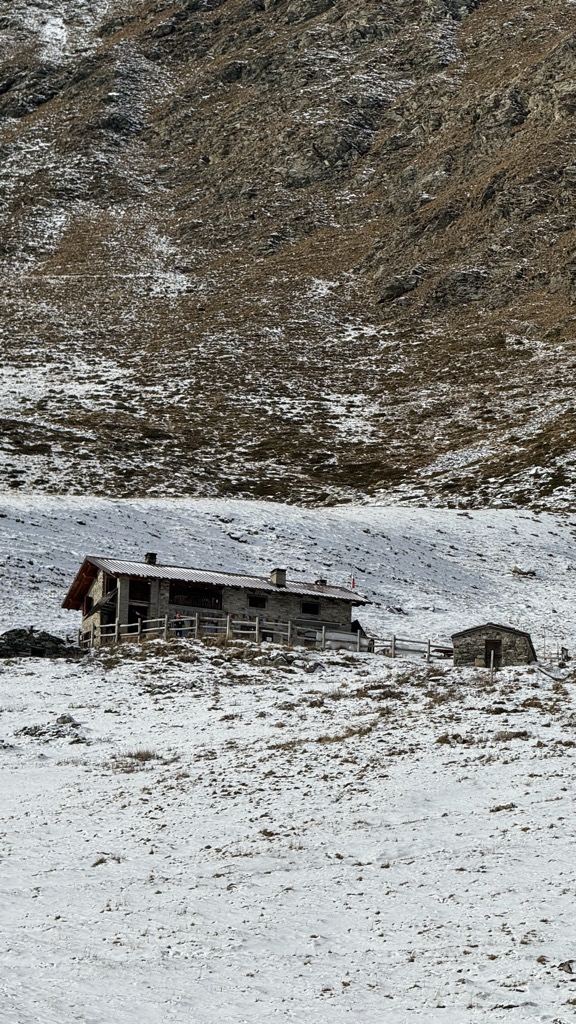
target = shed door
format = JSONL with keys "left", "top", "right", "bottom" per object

{"left": 485, "top": 638, "right": 502, "bottom": 668}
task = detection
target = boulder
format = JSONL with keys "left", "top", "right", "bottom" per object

{"left": 0, "top": 628, "right": 84, "bottom": 660}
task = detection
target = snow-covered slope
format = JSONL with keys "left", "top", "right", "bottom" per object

{"left": 3, "top": 496, "right": 576, "bottom": 1023}
{"left": 2, "top": 640, "right": 576, "bottom": 1023}
{"left": 2, "top": 495, "right": 576, "bottom": 655}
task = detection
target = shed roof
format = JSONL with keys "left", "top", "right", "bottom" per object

{"left": 62, "top": 556, "right": 369, "bottom": 610}
{"left": 452, "top": 622, "right": 532, "bottom": 640}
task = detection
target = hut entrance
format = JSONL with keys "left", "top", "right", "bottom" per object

{"left": 484, "top": 638, "right": 502, "bottom": 668}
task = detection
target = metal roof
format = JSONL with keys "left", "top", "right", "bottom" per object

{"left": 62, "top": 556, "right": 368, "bottom": 609}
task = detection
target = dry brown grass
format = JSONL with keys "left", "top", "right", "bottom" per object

{"left": 1, "top": 0, "right": 576, "bottom": 506}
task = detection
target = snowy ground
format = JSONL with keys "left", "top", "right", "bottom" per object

{"left": 3, "top": 495, "right": 576, "bottom": 1023}
{"left": 2, "top": 643, "right": 576, "bottom": 1023}
{"left": 2, "top": 495, "right": 576, "bottom": 655}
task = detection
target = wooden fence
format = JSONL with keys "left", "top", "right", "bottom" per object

{"left": 372, "top": 635, "right": 453, "bottom": 663}
{"left": 81, "top": 612, "right": 292, "bottom": 649}
{"left": 79, "top": 613, "right": 452, "bottom": 660}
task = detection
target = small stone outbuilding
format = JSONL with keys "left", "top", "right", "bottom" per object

{"left": 452, "top": 622, "right": 537, "bottom": 668}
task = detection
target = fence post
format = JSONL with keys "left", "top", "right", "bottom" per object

{"left": 426, "top": 639, "right": 431, "bottom": 664}
{"left": 356, "top": 630, "right": 361, "bottom": 653}
{"left": 287, "top": 620, "right": 292, "bottom": 646}
{"left": 163, "top": 614, "right": 168, "bottom": 640}
{"left": 90, "top": 621, "right": 95, "bottom": 649}
{"left": 391, "top": 635, "right": 396, "bottom": 658}
{"left": 255, "top": 618, "right": 260, "bottom": 645}
{"left": 490, "top": 648, "right": 495, "bottom": 684}
{"left": 226, "top": 613, "right": 231, "bottom": 641}
{"left": 115, "top": 618, "right": 120, "bottom": 644}
{"left": 195, "top": 613, "right": 200, "bottom": 639}
{"left": 321, "top": 626, "right": 326, "bottom": 651}
{"left": 137, "top": 617, "right": 143, "bottom": 643}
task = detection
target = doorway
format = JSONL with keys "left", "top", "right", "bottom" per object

{"left": 484, "top": 638, "right": 502, "bottom": 668}
{"left": 128, "top": 604, "right": 149, "bottom": 633}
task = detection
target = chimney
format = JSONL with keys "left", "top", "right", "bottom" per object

{"left": 270, "top": 567, "right": 286, "bottom": 587}
{"left": 145, "top": 552, "right": 157, "bottom": 565}
{"left": 315, "top": 578, "right": 327, "bottom": 586}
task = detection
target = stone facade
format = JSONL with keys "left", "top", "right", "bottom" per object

{"left": 452, "top": 624, "right": 536, "bottom": 668}
{"left": 79, "top": 568, "right": 356, "bottom": 643}
{"left": 80, "top": 571, "right": 111, "bottom": 632}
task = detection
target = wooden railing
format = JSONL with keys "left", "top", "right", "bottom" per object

{"left": 81, "top": 613, "right": 303, "bottom": 649}
{"left": 79, "top": 614, "right": 452, "bottom": 661}
{"left": 371, "top": 635, "right": 453, "bottom": 662}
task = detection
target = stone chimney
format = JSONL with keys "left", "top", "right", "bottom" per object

{"left": 145, "top": 552, "right": 157, "bottom": 565}
{"left": 315, "top": 578, "right": 327, "bottom": 586}
{"left": 269, "top": 567, "right": 286, "bottom": 587}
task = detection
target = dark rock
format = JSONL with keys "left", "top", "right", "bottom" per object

{"left": 16, "top": 715, "right": 88, "bottom": 743}
{"left": 377, "top": 273, "right": 421, "bottom": 303}
{"left": 151, "top": 22, "right": 176, "bottom": 38}
{"left": 95, "top": 112, "right": 142, "bottom": 136}
{"left": 0, "top": 72, "right": 21, "bottom": 97}
{"left": 219, "top": 62, "right": 246, "bottom": 83}
{"left": 100, "top": 17, "right": 132, "bottom": 37}
{"left": 0, "top": 628, "right": 84, "bottom": 660}
{"left": 430, "top": 268, "right": 490, "bottom": 307}
{"left": 443, "top": 0, "right": 487, "bottom": 19}
{"left": 285, "top": 0, "right": 335, "bottom": 24}
{"left": 185, "top": 0, "right": 226, "bottom": 10}
{"left": 56, "top": 714, "right": 79, "bottom": 726}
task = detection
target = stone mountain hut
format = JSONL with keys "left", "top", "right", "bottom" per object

{"left": 62, "top": 553, "right": 369, "bottom": 648}
{"left": 452, "top": 623, "right": 537, "bottom": 668}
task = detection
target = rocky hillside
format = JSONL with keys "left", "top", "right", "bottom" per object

{"left": 1, "top": 0, "right": 575, "bottom": 507}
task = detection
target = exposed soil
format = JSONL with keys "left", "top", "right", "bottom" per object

{"left": 1, "top": 0, "right": 575, "bottom": 507}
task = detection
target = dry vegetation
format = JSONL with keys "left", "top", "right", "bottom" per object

{"left": 1, "top": 0, "right": 576, "bottom": 507}
{"left": 5, "top": 638, "right": 576, "bottom": 1019}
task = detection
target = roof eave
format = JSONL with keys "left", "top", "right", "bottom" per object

{"left": 63, "top": 555, "right": 370, "bottom": 606}
{"left": 62, "top": 557, "right": 99, "bottom": 610}
{"left": 452, "top": 622, "right": 532, "bottom": 640}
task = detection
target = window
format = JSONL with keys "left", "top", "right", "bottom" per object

{"left": 301, "top": 600, "right": 320, "bottom": 616}
{"left": 104, "top": 573, "right": 117, "bottom": 594}
{"left": 248, "top": 594, "right": 267, "bottom": 609}
{"left": 169, "top": 581, "right": 223, "bottom": 609}
{"left": 83, "top": 595, "right": 93, "bottom": 616}
{"left": 129, "top": 579, "right": 151, "bottom": 603}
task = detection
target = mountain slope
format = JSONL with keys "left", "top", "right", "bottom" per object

{"left": 3, "top": 622, "right": 576, "bottom": 1022}
{"left": 1, "top": 0, "right": 575, "bottom": 506}
{"left": 2, "top": 494, "right": 576, "bottom": 656}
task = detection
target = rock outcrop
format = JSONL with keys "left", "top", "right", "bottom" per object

{"left": 0, "top": 629, "right": 83, "bottom": 659}
{"left": 1, "top": 0, "right": 575, "bottom": 508}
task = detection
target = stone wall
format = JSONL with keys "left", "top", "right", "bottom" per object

{"left": 80, "top": 570, "right": 106, "bottom": 634}
{"left": 117, "top": 577, "right": 130, "bottom": 623}
{"left": 83, "top": 575, "right": 356, "bottom": 642}
{"left": 453, "top": 626, "right": 535, "bottom": 667}
{"left": 163, "top": 585, "right": 353, "bottom": 630}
